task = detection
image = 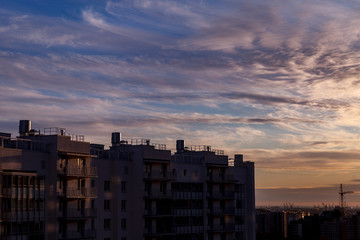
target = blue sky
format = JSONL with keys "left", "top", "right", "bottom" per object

{"left": 2, "top": 0, "right": 360, "bottom": 206}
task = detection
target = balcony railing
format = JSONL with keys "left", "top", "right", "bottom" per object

{"left": 2, "top": 187, "right": 45, "bottom": 199}
{"left": 144, "top": 191, "right": 171, "bottom": 199}
{"left": 58, "top": 188, "right": 97, "bottom": 198}
{"left": 208, "top": 207, "right": 235, "bottom": 215}
{"left": 208, "top": 223, "right": 235, "bottom": 232}
{"left": 58, "top": 167, "right": 98, "bottom": 177}
{"left": 207, "top": 174, "right": 235, "bottom": 182}
{"left": 59, "top": 208, "right": 96, "bottom": 219}
{"left": 174, "top": 208, "right": 203, "bottom": 216}
{"left": 143, "top": 171, "right": 174, "bottom": 180}
{"left": 144, "top": 229, "right": 175, "bottom": 236}
{"left": 58, "top": 229, "right": 96, "bottom": 240}
{"left": 144, "top": 207, "right": 173, "bottom": 216}
{"left": 2, "top": 231, "right": 44, "bottom": 239}
{"left": 172, "top": 192, "right": 203, "bottom": 199}
{"left": 207, "top": 191, "right": 235, "bottom": 199}
{"left": 2, "top": 210, "right": 45, "bottom": 221}
{"left": 175, "top": 226, "right": 203, "bottom": 234}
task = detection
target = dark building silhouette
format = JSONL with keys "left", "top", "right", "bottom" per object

{"left": 0, "top": 120, "right": 256, "bottom": 240}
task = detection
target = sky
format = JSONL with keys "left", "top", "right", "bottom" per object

{"left": 2, "top": 0, "right": 360, "bottom": 206}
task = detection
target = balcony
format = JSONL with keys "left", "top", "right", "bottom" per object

{"left": 58, "top": 229, "right": 96, "bottom": 240}
{"left": 58, "top": 188, "right": 97, "bottom": 198}
{"left": 174, "top": 208, "right": 203, "bottom": 216}
{"left": 207, "top": 174, "right": 236, "bottom": 183}
{"left": 144, "top": 191, "right": 171, "bottom": 199}
{"left": 144, "top": 229, "right": 175, "bottom": 237}
{"left": 206, "top": 191, "right": 235, "bottom": 199}
{"left": 2, "top": 232, "right": 44, "bottom": 240}
{"left": 208, "top": 223, "right": 235, "bottom": 232}
{"left": 2, "top": 210, "right": 45, "bottom": 221}
{"left": 2, "top": 187, "right": 45, "bottom": 199}
{"left": 208, "top": 207, "right": 235, "bottom": 215}
{"left": 175, "top": 225, "right": 203, "bottom": 234}
{"left": 59, "top": 208, "right": 96, "bottom": 219}
{"left": 143, "top": 171, "right": 174, "bottom": 180}
{"left": 58, "top": 167, "right": 98, "bottom": 178}
{"left": 144, "top": 207, "right": 173, "bottom": 217}
{"left": 172, "top": 192, "right": 203, "bottom": 199}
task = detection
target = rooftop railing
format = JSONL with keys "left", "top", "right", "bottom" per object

{"left": 43, "top": 128, "right": 85, "bottom": 142}
{"left": 185, "top": 145, "right": 224, "bottom": 155}
{"left": 117, "top": 138, "right": 167, "bottom": 150}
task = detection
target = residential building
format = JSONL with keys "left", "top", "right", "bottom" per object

{"left": 93, "top": 136, "right": 255, "bottom": 240}
{"left": 0, "top": 120, "right": 97, "bottom": 240}
{"left": 0, "top": 120, "right": 255, "bottom": 240}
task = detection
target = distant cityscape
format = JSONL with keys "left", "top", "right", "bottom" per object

{"left": 256, "top": 205, "right": 360, "bottom": 240}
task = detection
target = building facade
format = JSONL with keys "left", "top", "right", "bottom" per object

{"left": 0, "top": 121, "right": 255, "bottom": 240}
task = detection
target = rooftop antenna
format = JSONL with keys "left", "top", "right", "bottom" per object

{"left": 339, "top": 184, "right": 354, "bottom": 209}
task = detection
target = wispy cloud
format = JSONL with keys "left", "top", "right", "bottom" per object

{"left": 2, "top": 0, "right": 360, "bottom": 205}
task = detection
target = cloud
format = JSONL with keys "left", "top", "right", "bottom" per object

{"left": 3, "top": 0, "right": 360, "bottom": 206}
{"left": 256, "top": 185, "right": 352, "bottom": 206}
{"left": 244, "top": 149, "right": 360, "bottom": 171}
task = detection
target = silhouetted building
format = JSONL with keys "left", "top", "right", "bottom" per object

{"left": 93, "top": 137, "right": 255, "bottom": 240}
{"left": 0, "top": 121, "right": 255, "bottom": 240}
{"left": 256, "top": 210, "right": 285, "bottom": 240}
{"left": 264, "top": 207, "right": 360, "bottom": 240}
{"left": 0, "top": 121, "right": 97, "bottom": 240}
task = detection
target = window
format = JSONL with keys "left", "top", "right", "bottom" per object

{"left": 41, "top": 160, "right": 46, "bottom": 169}
{"left": 235, "top": 216, "right": 244, "bottom": 225}
{"left": 220, "top": 216, "right": 225, "bottom": 226}
{"left": 121, "top": 181, "right": 126, "bottom": 193}
{"left": 145, "top": 163, "right": 151, "bottom": 173}
{"left": 104, "top": 200, "right": 110, "bottom": 211}
{"left": 121, "top": 200, "right": 126, "bottom": 212}
{"left": 121, "top": 218, "right": 127, "bottom": 230}
{"left": 236, "top": 200, "right": 242, "bottom": 209}
{"left": 124, "top": 166, "right": 128, "bottom": 175}
{"left": 183, "top": 169, "right": 187, "bottom": 177}
{"left": 160, "top": 181, "right": 167, "bottom": 193}
{"left": 145, "top": 219, "right": 151, "bottom": 233}
{"left": 145, "top": 181, "right": 151, "bottom": 192}
{"left": 104, "top": 219, "right": 111, "bottom": 230}
{"left": 104, "top": 181, "right": 111, "bottom": 192}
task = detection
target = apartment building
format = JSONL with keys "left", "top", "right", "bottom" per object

{"left": 0, "top": 120, "right": 97, "bottom": 240}
{"left": 0, "top": 120, "right": 255, "bottom": 240}
{"left": 93, "top": 135, "right": 255, "bottom": 240}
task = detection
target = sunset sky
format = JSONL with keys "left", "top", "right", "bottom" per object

{"left": 2, "top": 0, "right": 360, "bottom": 206}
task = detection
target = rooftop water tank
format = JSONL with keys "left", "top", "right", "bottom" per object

{"left": 19, "top": 120, "right": 31, "bottom": 136}
{"left": 111, "top": 132, "right": 121, "bottom": 145}
{"left": 176, "top": 140, "right": 185, "bottom": 152}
